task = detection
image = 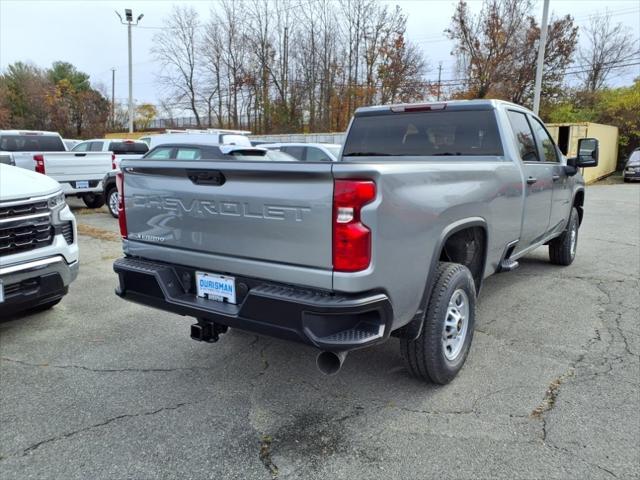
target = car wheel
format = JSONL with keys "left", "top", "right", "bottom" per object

{"left": 106, "top": 187, "right": 119, "bottom": 218}
{"left": 400, "top": 262, "right": 476, "bottom": 384}
{"left": 549, "top": 207, "right": 579, "bottom": 266}
{"left": 82, "top": 193, "right": 105, "bottom": 209}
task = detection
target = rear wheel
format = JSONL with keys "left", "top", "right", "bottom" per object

{"left": 549, "top": 207, "right": 579, "bottom": 266}
{"left": 106, "top": 187, "right": 119, "bottom": 218}
{"left": 400, "top": 262, "right": 476, "bottom": 384}
{"left": 82, "top": 193, "right": 105, "bottom": 209}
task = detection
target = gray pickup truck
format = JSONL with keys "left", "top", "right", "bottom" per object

{"left": 113, "top": 100, "right": 599, "bottom": 384}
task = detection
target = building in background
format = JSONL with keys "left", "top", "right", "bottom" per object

{"left": 547, "top": 122, "right": 619, "bottom": 184}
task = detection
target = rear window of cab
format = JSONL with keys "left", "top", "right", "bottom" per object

{"left": 343, "top": 110, "right": 503, "bottom": 158}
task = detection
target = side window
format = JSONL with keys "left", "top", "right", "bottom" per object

{"left": 175, "top": 148, "right": 202, "bottom": 160}
{"left": 89, "top": 141, "right": 104, "bottom": 151}
{"left": 282, "top": 146, "right": 305, "bottom": 161}
{"left": 529, "top": 117, "right": 559, "bottom": 163}
{"left": 507, "top": 111, "right": 539, "bottom": 162}
{"left": 305, "top": 147, "right": 331, "bottom": 162}
{"left": 146, "top": 147, "right": 174, "bottom": 159}
{"left": 72, "top": 142, "right": 90, "bottom": 152}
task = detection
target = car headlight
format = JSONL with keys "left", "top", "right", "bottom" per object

{"left": 48, "top": 192, "right": 66, "bottom": 209}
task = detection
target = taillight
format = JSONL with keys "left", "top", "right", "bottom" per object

{"left": 111, "top": 153, "right": 116, "bottom": 171}
{"left": 33, "top": 154, "right": 45, "bottom": 174}
{"left": 116, "top": 172, "right": 127, "bottom": 238}
{"left": 332, "top": 179, "right": 376, "bottom": 272}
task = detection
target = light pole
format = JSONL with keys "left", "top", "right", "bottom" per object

{"left": 533, "top": 0, "right": 550, "bottom": 115}
{"left": 116, "top": 9, "right": 143, "bottom": 133}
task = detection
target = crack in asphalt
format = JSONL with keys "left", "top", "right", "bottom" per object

{"left": 544, "top": 441, "right": 619, "bottom": 479}
{"left": 259, "top": 435, "right": 279, "bottom": 478}
{"left": 5, "top": 401, "right": 202, "bottom": 459}
{"left": 523, "top": 275, "right": 637, "bottom": 477}
{"left": 1, "top": 357, "right": 205, "bottom": 373}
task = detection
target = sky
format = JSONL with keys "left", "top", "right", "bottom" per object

{"left": 1, "top": 0, "right": 639, "bottom": 107}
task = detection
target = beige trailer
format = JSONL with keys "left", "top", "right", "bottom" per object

{"left": 547, "top": 122, "right": 619, "bottom": 184}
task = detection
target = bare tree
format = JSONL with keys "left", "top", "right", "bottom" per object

{"left": 447, "top": 0, "right": 578, "bottom": 105}
{"left": 579, "top": 12, "right": 639, "bottom": 92}
{"left": 447, "top": 0, "right": 533, "bottom": 99}
{"left": 152, "top": 5, "right": 202, "bottom": 126}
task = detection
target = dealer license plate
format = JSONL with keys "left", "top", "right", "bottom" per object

{"left": 76, "top": 180, "right": 89, "bottom": 189}
{"left": 195, "top": 271, "right": 236, "bottom": 304}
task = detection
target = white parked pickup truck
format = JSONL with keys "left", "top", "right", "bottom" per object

{"left": 0, "top": 130, "right": 113, "bottom": 208}
{"left": 0, "top": 164, "right": 78, "bottom": 317}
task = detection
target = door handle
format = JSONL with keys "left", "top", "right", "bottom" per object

{"left": 526, "top": 176, "right": 537, "bottom": 185}
{"left": 552, "top": 174, "right": 561, "bottom": 181}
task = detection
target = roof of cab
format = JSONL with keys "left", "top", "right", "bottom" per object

{"left": 355, "top": 99, "right": 528, "bottom": 115}
{"left": 0, "top": 130, "right": 62, "bottom": 136}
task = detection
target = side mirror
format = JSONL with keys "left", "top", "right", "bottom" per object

{"left": 570, "top": 138, "right": 599, "bottom": 168}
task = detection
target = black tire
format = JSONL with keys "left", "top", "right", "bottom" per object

{"left": 106, "top": 187, "right": 119, "bottom": 218}
{"left": 400, "top": 262, "right": 476, "bottom": 384}
{"left": 82, "top": 193, "right": 105, "bottom": 209}
{"left": 549, "top": 207, "right": 579, "bottom": 266}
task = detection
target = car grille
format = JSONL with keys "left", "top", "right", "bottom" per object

{"left": 0, "top": 200, "right": 53, "bottom": 256}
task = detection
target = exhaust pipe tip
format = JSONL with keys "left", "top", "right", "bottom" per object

{"left": 316, "top": 350, "right": 347, "bottom": 375}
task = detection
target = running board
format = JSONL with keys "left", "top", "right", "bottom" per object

{"left": 499, "top": 258, "right": 519, "bottom": 272}
{"left": 498, "top": 240, "right": 520, "bottom": 272}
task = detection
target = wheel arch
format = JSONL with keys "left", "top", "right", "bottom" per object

{"left": 399, "top": 217, "right": 488, "bottom": 341}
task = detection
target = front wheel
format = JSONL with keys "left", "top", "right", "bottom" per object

{"left": 548, "top": 207, "right": 579, "bottom": 266}
{"left": 82, "top": 193, "right": 105, "bottom": 209}
{"left": 400, "top": 262, "right": 476, "bottom": 384}
{"left": 106, "top": 187, "right": 119, "bottom": 218}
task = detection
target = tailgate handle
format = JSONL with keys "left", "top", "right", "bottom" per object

{"left": 187, "top": 170, "right": 225, "bottom": 186}
{"left": 74, "top": 153, "right": 87, "bottom": 157}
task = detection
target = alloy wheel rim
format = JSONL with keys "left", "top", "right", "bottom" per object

{"left": 570, "top": 221, "right": 577, "bottom": 257}
{"left": 442, "top": 289, "right": 470, "bottom": 361}
{"left": 109, "top": 191, "right": 119, "bottom": 216}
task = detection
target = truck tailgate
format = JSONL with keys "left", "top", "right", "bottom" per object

{"left": 43, "top": 152, "right": 112, "bottom": 181}
{"left": 122, "top": 160, "right": 334, "bottom": 269}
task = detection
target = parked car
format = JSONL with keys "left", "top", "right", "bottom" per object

{"left": 113, "top": 99, "right": 599, "bottom": 384}
{"left": 148, "top": 129, "right": 252, "bottom": 149}
{"left": 623, "top": 148, "right": 640, "bottom": 182}
{"left": 102, "top": 143, "right": 278, "bottom": 218}
{"left": 0, "top": 164, "right": 78, "bottom": 317}
{"left": 72, "top": 138, "right": 148, "bottom": 166}
{"left": 261, "top": 142, "right": 341, "bottom": 162}
{"left": 0, "top": 130, "right": 67, "bottom": 168}
{"left": 63, "top": 139, "right": 82, "bottom": 150}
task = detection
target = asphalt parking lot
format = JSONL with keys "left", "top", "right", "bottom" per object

{"left": 1, "top": 181, "right": 638, "bottom": 480}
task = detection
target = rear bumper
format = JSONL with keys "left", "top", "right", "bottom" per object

{"left": 113, "top": 257, "right": 393, "bottom": 351}
{"left": 0, "top": 255, "right": 78, "bottom": 317}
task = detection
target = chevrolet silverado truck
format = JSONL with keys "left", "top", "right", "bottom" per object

{"left": 113, "top": 100, "right": 599, "bottom": 384}
{"left": 0, "top": 164, "right": 78, "bottom": 317}
{"left": 1, "top": 130, "right": 113, "bottom": 208}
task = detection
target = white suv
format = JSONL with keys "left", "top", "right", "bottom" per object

{"left": 0, "top": 164, "right": 78, "bottom": 317}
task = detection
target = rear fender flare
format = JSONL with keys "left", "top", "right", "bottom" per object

{"left": 400, "top": 217, "right": 488, "bottom": 341}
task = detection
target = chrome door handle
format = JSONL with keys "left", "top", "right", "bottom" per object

{"left": 552, "top": 174, "right": 560, "bottom": 181}
{"left": 526, "top": 176, "right": 537, "bottom": 185}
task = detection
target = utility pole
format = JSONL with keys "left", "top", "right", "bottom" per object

{"left": 116, "top": 9, "right": 143, "bottom": 133}
{"left": 533, "top": 0, "right": 550, "bottom": 115}
{"left": 436, "top": 62, "right": 443, "bottom": 101}
{"left": 111, "top": 68, "right": 115, "bottom": 129}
